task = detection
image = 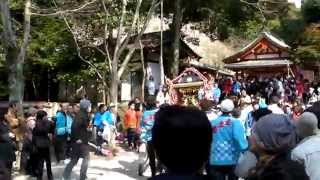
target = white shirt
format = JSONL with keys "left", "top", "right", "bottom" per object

{"left": 292, "top": 135, "right": 320, "bottom": 180}
{"left": 239, "top": 105, "right": 253, "bottom": 136}
{"left": 156, "top": 91, "right": 165, "bottom": 105}
{"left": 148, "top": 81, "right": 156, "bottom": 95}
{"left": 206, "top": 111, "right": 218, "bottom": 121}
{"left": 268, "top": 104, "right": 284, "bottom": 114}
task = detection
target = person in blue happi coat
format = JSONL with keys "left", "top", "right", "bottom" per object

{"left": 212, "top": 82, "right": 221, "bottom": 104}
{"left": 93, "top": 104, "right": 106, "bottom": 155}
{"left": 207, "top": 99, "right": 248, "bottom": 180}
{"left": 232, "top": 79, "right": 241, "bottom": 96}
{"left": 100, "top": 103, "right": 117, "bottom": 147}
{"left": 54, "top": 103, "right": 73, "bottom": 163}
{"left": 139, "top": 96, "right": 159, "bottom": 177}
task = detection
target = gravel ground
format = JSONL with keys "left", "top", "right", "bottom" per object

{"left": 13, "top": 147, "right": 150, "bottom": 180}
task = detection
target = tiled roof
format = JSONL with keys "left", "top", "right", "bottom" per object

{"left": 225, "top": 59, "right": 292, "bottom": 69}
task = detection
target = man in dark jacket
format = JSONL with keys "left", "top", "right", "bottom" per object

{"left": 63, "top": 99, "right": 92, "bottom": 180}
{"left": 33, "top": 110, "right": 54, "bottom": 180}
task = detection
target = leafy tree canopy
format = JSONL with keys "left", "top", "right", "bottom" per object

{"left": 302, "top": 0, "right": 320, "bottom": 23}
{"left": 295, "top": 24, "right": 320, "bottom": 62}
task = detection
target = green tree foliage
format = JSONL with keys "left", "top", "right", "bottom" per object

{"left": 295, "top": 24, "right": 320, "bottom": 62}
{"left": 270, "top": 5, "right": 304, "bottom": 45}
{"left": 302, "top": 0, "right": 320, "bottom": 23}
{"left": 292, "top": 0, "right": 320, "bottom": 63}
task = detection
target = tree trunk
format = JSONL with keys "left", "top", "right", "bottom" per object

{"left": 117, "top": 0, "right": 160, "bottom": 79}
{"left": 110, "top": 64, "right": 118, "bottom": 109}
{"left": 139, "top": 40, "right": 146, "bottom": 101}
{"left": 8, "top": 61, "right": 25, "bottom": 105}
{"left": 102, "top": 80, "right": 107, "bottom": 104}
{"left": 110, "top": 0, "right": 127, "bottom": 112}
{"left": 1, "top": 0, "right": 31, "bottom": 116}
{"left": 171, "top": 0, "right": 182, "bottom": 78}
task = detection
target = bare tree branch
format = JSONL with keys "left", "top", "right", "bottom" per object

{"left": 117, "top": 0, "right": 143, "bottom": 58}
{"left": 101, "top": 0, "right": 112, "bottom": 71}
{"left": 240, "top": 0, "right": 267, "bottom": 25}
{"left": 139, "top": 39, "right": 145, "bottom": 101}
{"left": 112, "top": 0, "right": 127, "bottom": 62}
{"left": 85, "top": 45, "right": 106, "bottom": 56}
{"left": 259, "top": 0, "right": 290, "bottom": 4}
{"left": 18, "top": 0, "right": 32, "bottom": 64}
{"left": 51, "top": 0, "right": 103, "bottom": 80}
{"left": 31, "top": 0, "right": 99, "bottom": 16}
{"left": 117, "top": 0, "right": 160, "bottom": 79}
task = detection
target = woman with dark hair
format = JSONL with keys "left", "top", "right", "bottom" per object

{"left": 33, "top": 110, "right": 54, "bottom": 180}
{"left": 0, "top": 113, "right": 16, "bottom": 180}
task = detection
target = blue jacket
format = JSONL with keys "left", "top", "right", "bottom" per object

{"left": 101, "top": 111, "right": 115, "bottom": 127}
{"left": 212, "top": 87, "right": 221, "bottom": 100}
{"left": 55, "top": 111, "right": 73, "bottom": 136}
{"left": 232, "top": 81, "right": 241, "bottom": 94}
{"left": 209, "top": 114, "right": 248, "bottom": 166}
{"left": 140, "top": 109, "right": 158, "bottom": 143}
{"left": 93, "top": 112, "right": 103, "bottom": 129}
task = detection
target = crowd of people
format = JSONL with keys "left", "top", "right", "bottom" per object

{"left": 0, "top": 74, "right": 320, "bottom": 180}
{"left": 0, "top": 97, "right": 93, "bottom": 180}
{"left": 139, "top": 75, "right": 320, "bottom": 180}
{"left": 135, "top": 99, "right": 320, "bottom": 180}
{"left": 198, "top": 75, "right": 320, "bottom": 106}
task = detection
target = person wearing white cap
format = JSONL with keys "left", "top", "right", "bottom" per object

{"left": 292, "top": 112, "right": 320, "bottom": 180}
{"left": 207, "top": 99, "right": 248, "bottom": 180}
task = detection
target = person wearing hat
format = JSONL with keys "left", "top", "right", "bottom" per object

{"left": 292, "top": 112, "right": 320, "bottom": 180}
{"left": 246, "top": 114, "right": 307, "bottom": 180}
{"left": 63, "top": 99, "right": 92, "bottom": 180}
{"left": 207, "top": 99, "right": 248, "bottom": 180}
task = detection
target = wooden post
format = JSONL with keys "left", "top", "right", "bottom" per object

{"left": 159, "top": 0, "right": 165, "bottom": 85}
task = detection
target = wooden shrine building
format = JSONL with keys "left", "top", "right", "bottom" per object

{"left": 223, "top": 32, "right": 293, "bottom": 77}
{"left": 123, "top": 30, "right": 233, "bottom": 100}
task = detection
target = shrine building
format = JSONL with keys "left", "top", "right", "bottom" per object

{"left": 223, "top": 32, "right": 293, "bottom": 77}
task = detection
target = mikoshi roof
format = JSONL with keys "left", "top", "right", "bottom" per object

{"left": 171, "top": 67, "right": 208, "bottom": 84}
{"left": 224, "top": 59, "right": 293, "bottom": 69}
{"left": 223, "top": 32, "right": 291, "bottom": 63}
